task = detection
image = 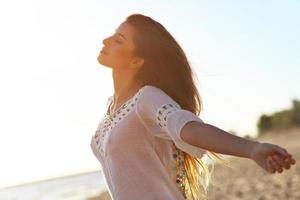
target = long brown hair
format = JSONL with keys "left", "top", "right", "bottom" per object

{"left": 126, "top": 14, "right": 235, "bottom": 199}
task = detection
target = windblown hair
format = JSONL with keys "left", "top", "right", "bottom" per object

{"left": 125, "top": 13, "right": 235, "bottom": 199}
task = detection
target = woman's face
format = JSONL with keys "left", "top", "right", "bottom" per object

{"left": 98, "top": 22, "right": 139, "bottom": 70}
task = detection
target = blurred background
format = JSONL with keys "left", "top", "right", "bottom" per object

{"left": 0, "top": 0, "right": 299, "bottom": 199}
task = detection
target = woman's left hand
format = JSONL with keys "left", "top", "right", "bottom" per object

{"left": 250, "top": 142, "right": 296, "bottom": 174}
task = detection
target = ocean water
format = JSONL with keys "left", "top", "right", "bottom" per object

{"left": 0, "top": 170, "right": 107, "bottom": 200}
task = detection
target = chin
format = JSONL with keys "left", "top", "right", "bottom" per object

{"left": 97, "top": 55, "right": 112, "bottom": 68}
{"left": 97, "top": 54, "right": 105, "bottom": 64}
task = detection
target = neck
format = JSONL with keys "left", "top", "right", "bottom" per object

{"left": 112, "top": 70, "right": 143, "bottom": 103}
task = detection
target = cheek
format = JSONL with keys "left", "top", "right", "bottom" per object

{"left": 109, "top": 46, "right": 132, "bottom": 64}
{"left": 112, "top": 46, "right": 130, "bottom": 57}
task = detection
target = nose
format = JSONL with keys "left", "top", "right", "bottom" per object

{"left": 102, "top": 36, "right": 112, "bottom": 46}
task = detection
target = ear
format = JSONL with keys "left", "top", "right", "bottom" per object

{"left": 130, "top": 57, "right": 144, "bottom": 69}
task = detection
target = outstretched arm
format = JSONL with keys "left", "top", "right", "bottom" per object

{"left": 180, "top": 121, "right": 296, "bottom": 173}
{"left": 180, "top": 121, "right": 258, "bottom": 158}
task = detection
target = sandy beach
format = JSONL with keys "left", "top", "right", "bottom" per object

{"left": 88, "top": 128, "right": 300, "bottom": 200}
{"left": 206, "top": 128, "right": 300, "bottom": 200}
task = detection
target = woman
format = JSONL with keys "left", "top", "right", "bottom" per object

{"left": 90, "top": 14, "right": 296, "bottom": 200}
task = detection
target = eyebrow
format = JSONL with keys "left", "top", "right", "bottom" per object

{"left": 114, "top": 31, "right": 127, "bottom": 40}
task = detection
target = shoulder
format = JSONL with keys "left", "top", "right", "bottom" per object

{"left": 136, "top": 85, "right": 182, "bottom": 118}
{"left": 140, "top": 85, "right": 164, "bottom": 97}
{"left": 139, "top": 85, "right": 181, "bottom": 108}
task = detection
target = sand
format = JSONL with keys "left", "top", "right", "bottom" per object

{"left": 206, "top": 128, "right": 300, "bottom": 200}
{"left": 88, "top": 128, "right": 300, "bottom": 200}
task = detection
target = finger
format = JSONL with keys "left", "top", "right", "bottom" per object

{"left": 268, "top": 157, "right": 283, "bottom": 173}
{"left": 272, "top": 154, "right": 290, "bottom": 169}
{"left": 284, "top": 157, "right": 296, "bottom": 165}
{"left": 275, "top": 154, "right": 293, "bottom": 168}
{"left": 290, "top": 157, "right": 296, "bottom": 165}
{"left": 266, "top": 160, "right": 275, "bottom": 173}
{"left": 282, "top": 157, "right": 291, "bottom": 169}
{"left": 266, "top": 157, "right": 276, "bottom": 173}
{"left": 271, "top": 155, "right": 283, "bottom": 173}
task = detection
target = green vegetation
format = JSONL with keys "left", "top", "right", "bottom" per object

{"left": 257, "top": 99, "right": 300, "bottom": 135}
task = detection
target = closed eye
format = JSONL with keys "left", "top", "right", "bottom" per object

{"left": 113, "top": 35, "right": 122, "bottom": 43}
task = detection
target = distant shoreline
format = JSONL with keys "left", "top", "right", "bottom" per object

{"left": 0, "top": 169, "right": 101, "bottom": 190}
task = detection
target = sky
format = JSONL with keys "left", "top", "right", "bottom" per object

{"left": 0, "top": 0, "right": 299, "bottom": 188}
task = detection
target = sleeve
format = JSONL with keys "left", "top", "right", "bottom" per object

{"left": 136, "top": 86, "right": 207, "bottom": 158}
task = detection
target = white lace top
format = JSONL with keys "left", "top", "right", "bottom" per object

{"left": 90, "top": 85, "right": 207, "bottom": 200}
